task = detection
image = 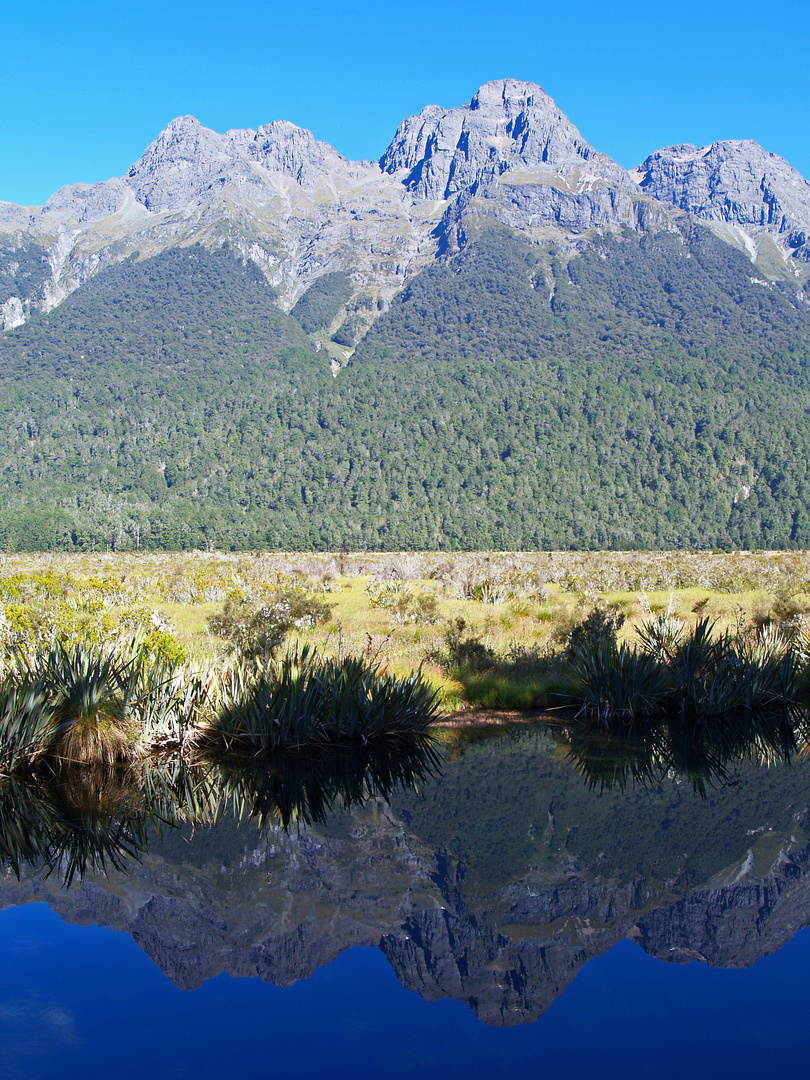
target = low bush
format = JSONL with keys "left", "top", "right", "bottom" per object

{"left": 365, "top": 580, "right": 440, "bottom": 625}
{"left": 207, "top": 589, "right": 332, "bottom": 659}
{"left": 560, "top": 604, "right": 626, "bottom": 659}
{"left": 441, "top": 617, "right": 494, "bottom": 669}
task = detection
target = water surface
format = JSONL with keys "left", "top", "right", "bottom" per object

{"left": 3, "top": 725, "right": 810, "bottom": 1077}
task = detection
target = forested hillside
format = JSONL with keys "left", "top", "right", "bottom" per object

{"left": 1, "top": 229, "right": 810, "bottom": 551}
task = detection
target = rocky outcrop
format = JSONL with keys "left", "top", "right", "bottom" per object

{"left": 124, "top": 115, "right": 370, "bottom": 213}
{"left": 379, "top": 79, "right": 630, "bottom": 202}
{"left": 1, "top": 295, "right": 25, "bottom": 330}
{"left": 632, "top": 140, "right": 810, "bottom": 262}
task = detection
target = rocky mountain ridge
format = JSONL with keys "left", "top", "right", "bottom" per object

{"left": 2, "top": 79, "right": 809, "bottom": 333}
{"left": 632, "top": 139, "right": 810, "bottom": 265}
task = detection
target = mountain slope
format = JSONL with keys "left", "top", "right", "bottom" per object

{"left": 2, "top": 225, "right": 810, "bottom": 551}
{"left": 2, "top": 81, "right": 810, "bottom": 551}
{"left": 0, "top": 245, "right": 328, "bottom": 550}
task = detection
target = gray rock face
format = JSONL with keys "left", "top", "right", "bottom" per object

{"left": 632, "top": 140, "right": 810, "bottom": 261}
{"left": 379, "top": 79, "right": 629, "bottom": 202}
{"left": 124, "top": 115, "right": 369, "bottom": 213}
{"left": 1, "top": 80, "right": 808, "bottom": 331}
{"left": 1, "top": 296, "right": 25, "bottom": 330}
{"left": 40, "top": 177, "right": 133, "bottom": 223}
{"left": 633, "top": 857, "right": 810, "bottom": 968}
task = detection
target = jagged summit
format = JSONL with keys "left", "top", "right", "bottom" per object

{"left": 125, "top": 113, "right": 364, "bottom": 213}
{"left": 379, "top": 78, "right": 617, "bottom": 200}
{"left": 632, "top": 139, "right": 810, "bottom": 261}
{"left": 2, "top": 79, "right": 809, "bottom": 331}
{"left": 129, "top": 78, "right": 604, "bottom": 210}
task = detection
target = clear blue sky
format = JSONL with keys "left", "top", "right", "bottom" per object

{"left": 2, "top": 0, "right": 808, "bottom": 206}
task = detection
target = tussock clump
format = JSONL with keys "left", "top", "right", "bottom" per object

{"left": 569, "top": 639, "right": 670, "bottom": 725}
{"left": 195, "top": 647, "right": 439, "bottom": 754}
{"left": 569, "top": 615, "right": 808, "bottom": 728}
{"left": 26, "top": 643, "right": 139, "bottom": 766}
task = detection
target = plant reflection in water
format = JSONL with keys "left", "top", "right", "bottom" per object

{"left": 0, "top": 734, "right": 443, "bottom": 887}
{"left": 7, "top": 702, "right": 810, "bottom": 887}
{"left": 554, "top": 703, "right": 810, "bottom": 796}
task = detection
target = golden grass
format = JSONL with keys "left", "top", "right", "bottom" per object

{"left": 2, "top": 550, "right": 810, "bottom": 710}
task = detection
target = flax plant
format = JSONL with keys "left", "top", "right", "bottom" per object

{"left": 24, "top": 643, "right": 139, "bottom": 766}
{"left": 197, "top": 646, "right": 440, "bottom": 754}
{"left": 0, "top": 680, "right": 52, "bottom": 777}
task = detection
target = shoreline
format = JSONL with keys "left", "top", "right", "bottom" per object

{"left": 433, "top": 708, "right": 557, "bottom": 729}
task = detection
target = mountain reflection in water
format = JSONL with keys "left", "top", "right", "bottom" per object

{"left": 2, "top": 718, "right": 810, "bottom": 1026}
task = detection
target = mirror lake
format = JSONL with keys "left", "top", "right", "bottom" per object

{"left": 3, "top": 723, "right": 810, "bottom": 1078}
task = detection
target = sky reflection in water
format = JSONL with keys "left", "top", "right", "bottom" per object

{"left": 2, "top": 903, "right": 810, "bottom": 1080}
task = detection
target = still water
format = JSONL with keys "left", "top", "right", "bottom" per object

{"left": 2, "top": 725, "right": 810, "bottom": 1078}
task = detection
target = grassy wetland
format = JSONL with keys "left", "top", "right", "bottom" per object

{"left": 4, "top": 548, "right": 810, "bottom": 715}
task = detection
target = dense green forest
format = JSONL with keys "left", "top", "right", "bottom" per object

{"left": 291, "top": 271, "right": 354, "bottom": 333}
{"left": 1, "top": 227, "right": 810, "bottom": 551}
{"left": 0, "top": 239, "right": 50, "bottom": 307}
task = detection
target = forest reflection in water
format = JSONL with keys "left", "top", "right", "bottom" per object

{"left": 1, "top": 703, "right": 808, "bottom": 888}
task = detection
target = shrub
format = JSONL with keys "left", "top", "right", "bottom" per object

{"left": 442, "top": 617, "right": 493, "bottom": 670}
{"left": 207, "top": 590, "right": 332, "bottom": 659}
{"left": 141, "top": 628, "right": 188, "bottom": 665}
{"left": 557, "top": 604, "right": 626, "bottom": 659}
{"left": 365, "top": 580, "right": 439, "bottom": 625}
{"left": 195, "top": 647, "right": 440, "bottom": 753}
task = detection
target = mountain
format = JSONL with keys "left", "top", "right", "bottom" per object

{"left": 3, "top": 79, "right": 808, "bottom": 333}
{"left": 1, "top": 80, "right": 810, "bottom": 551}
{"left": 632, "top": 140, "right": 810, "bottom": 266}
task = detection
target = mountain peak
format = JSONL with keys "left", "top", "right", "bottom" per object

{"left": 3, "top": 80, "right": 809, "bottom": 335}
{"left": 470, "top": 78, "right": 552, "bottom": 109}
{"left": 379, "top": 78, "right": 601, "bottom": 201}
{"left": 162, "top": 114, "right": 205, "bottom": 135}
{"left": 124, "top": 111, "right": 360, "bottom": 213}
{"left": 634, "top": 139, "right": 810, "bottom": 261}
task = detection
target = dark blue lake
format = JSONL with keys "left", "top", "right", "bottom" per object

{"left": 3, "top": 726, "right": 810, "bottom": 1078}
